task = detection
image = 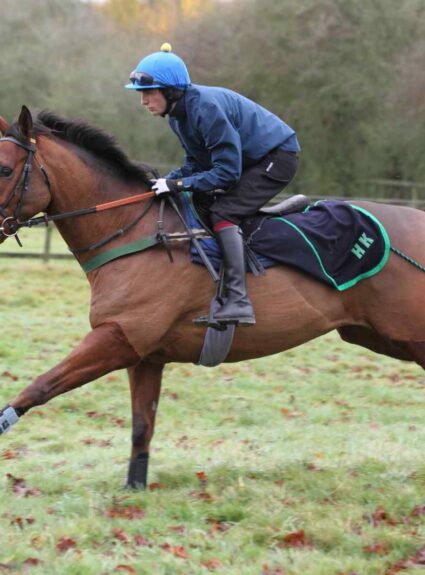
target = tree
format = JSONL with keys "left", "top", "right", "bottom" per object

{"left": 99, "top": 0, "right": 213, "bottom": 32}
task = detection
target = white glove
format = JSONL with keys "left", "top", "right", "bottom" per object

{"left": 151, "top": 178, "right": 172, "bottom": 196}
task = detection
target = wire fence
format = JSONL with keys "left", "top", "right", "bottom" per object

{"left": 1, "top": 180, "right": 425, "bottom": 263}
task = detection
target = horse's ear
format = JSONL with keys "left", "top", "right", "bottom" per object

{"left": 0, "top": 115, "right": 10, "bottom": 136}
{"left": 18, "top": 105, "right": 33, "bottom": 139}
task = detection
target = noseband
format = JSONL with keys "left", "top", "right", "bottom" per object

{"left": 0, "top": 136, "right": 51, "bottom": 242}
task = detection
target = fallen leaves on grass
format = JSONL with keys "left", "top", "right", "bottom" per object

{"left": 363, "top": 542, "right": 390, "bottom": 555}
{"left": 334, "top": 399, "right": 352, "bottom": 408}
{"left": 208, "top": 519, "right": 231, "bottom": 535}
{"left": 196, "top": 471, "right": 208, "bottom": 483}
{"left": 202, "top": 558, "right": 222, "bottom": 571}
{"left": 385, "top": 547, "right": 425, "bottom": 574}
{"left": 2, "top": 450, "right": 19, "bottom": 460}
{"left": 411, "top": 505, "right": 425, "bottom": 517}
{"left": 106, "top": 499, "right": 145, "bottom": 520}
{"left": 112, "top": 528, "right": 130, "bottom": 544}
{"left": 160, "top": 543, "right": 189, "bottom": 559}
{"left": 86, "top": 410, "right": 105, "bottom": 419}
{"left": 280, "top": 407, "right": 304, "bottom": 418}
{"left": 0, "top": 558, "right": 43, "bottom": 574}
{"left": 6, "top": 474, "right": 41, "bottom": 497}
{"left": 134, "top": 534, "right": 153, "bottom": 547}
{"left": 114, "top": 566, "right": 136, "bottom": 574}
{"left": 163, "top": 391, "right": 179, "bottom": 400}
{"left": 81, "top": 438, "right": 112, "bottom": 447}
{"left": 111, "top": 416, "right": 126, "bottom": 427}
{"left": 22, "top": 558, "right": 42, "bottom": 570}
{"left": 193, "top": 470, "right": 213, "bottom": 501}
{"left": 30, "top": 534, "right": 48, "bottom": 550}
{"left": 2, "top": 370, "right": 18, "bottom": 381}
{"left": 169, "top": 524, "right": 186, "bottom": 534}
{"left": 262, "top": 564, "right": 286, "bottom": 575}
{"left": 10, "top": 516, "right": 35, "bottom": 529}
{"left": 274, "top": 529, "right": 313, "bottom": 549}
{"left": 56, "top": 537, "right": 77, "bottom": 553}
{"left": 148, "top": 482, "right": 166, "bottom": 491}
{"left": 368, "top": 506, "right": 398, "bottom": 527}
{"left": 192, "top": 489, "right": 213, "bottom": 500}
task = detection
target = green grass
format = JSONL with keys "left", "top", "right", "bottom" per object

{"left": 0, "top": 238, "right": 424, "bottom": 574}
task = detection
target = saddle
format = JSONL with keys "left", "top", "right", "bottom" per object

{"left": 192, "top": 192, "right": 310, "bottom": 236}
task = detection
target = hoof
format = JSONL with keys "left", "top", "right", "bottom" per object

{"left": 124, "top": 481, "right": 146, "bottom": 491}
{"left": 126, "top": 453, "right": 149, "bottom": 490}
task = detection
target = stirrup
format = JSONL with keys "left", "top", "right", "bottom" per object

{"left": 214, "top": 316, "right": 256, "bottom": 327}
{"left": 193, "top": 316, "right": 228, "bottom": 331}
{"left": 194, "top": 314, "right": 255, "bottom": 327}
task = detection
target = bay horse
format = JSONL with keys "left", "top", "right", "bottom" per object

{"left": 0, "top": 106, "right": 424, "bottom": 488}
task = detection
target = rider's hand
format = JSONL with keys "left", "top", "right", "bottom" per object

{"left": 151, "top": 178, "right": 184, "bottom": 195}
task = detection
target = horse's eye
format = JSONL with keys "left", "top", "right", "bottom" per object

{"left": 0, "top": 166, "right": 13, "bottom": 177}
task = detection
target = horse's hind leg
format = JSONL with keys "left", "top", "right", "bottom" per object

{"left": 402, "top": 341, "right": 425, "bottom": 370}
{"left": 337, "top": 326, "right": 415, "bottom": 362}
{"left": 339, "top": 326, "right": 425, "bottom": 372}
{"left": 126, "top": 361, "right": 163, "bottom": 489}
{"left": 0, "top": 322, "right": 139, "bottom": 432}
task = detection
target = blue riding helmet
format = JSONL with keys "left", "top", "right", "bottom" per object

{"left": 125, "top": 44, "right": 191, "bottom": 91}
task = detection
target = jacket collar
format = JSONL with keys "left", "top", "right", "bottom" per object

{"left": 168, "top": 90, "right": 187, "bottom": 119}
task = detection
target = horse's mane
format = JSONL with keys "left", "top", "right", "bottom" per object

{"left": 8, "top": 110, "right": 155, "bottom": 186}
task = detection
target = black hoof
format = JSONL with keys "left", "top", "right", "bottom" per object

{"left": 124, "top": 481, "right": 146, "bottom": 491}
{"left": 126, "top": 453, "right": 149, "bottom": 490}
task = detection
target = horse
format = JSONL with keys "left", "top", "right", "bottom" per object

{"left": 0, "top": 105, "right": 425, "bottom": 489}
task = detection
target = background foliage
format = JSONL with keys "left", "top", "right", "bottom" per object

{"left": 0, "top": 0, "right": 424, "bottom": 196}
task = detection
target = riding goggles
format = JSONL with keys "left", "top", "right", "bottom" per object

{"left": 129, "top": 71, "right": 161, "bottom": 87}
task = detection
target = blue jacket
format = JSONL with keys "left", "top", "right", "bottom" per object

{"left": 166, "top": 84, "right": 300, "bottom": 192}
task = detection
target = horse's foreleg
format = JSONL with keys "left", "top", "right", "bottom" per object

{"left": 126, "top": 361, "right": 164, "bottom": 489}
{"left": 0, "top": 322, "right": 139, "bottom": 434}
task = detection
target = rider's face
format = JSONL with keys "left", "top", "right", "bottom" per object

{"left": 141, "top": 89, "right": 167, "bottom": 116}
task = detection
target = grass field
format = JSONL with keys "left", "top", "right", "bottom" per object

{"left": 0, "top": 229, "right": 424, "bottom": 575}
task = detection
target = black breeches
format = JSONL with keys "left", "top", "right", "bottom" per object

{"left": 209, "top": 148, "right": 299, "bottom": 226}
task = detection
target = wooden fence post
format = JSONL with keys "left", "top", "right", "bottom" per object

{"left": 43, "top": 226, "right": 52, "bottom": 263}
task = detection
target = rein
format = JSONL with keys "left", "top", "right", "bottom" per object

{"left": 13, "top": 190, "right": 157, "bottom": 255}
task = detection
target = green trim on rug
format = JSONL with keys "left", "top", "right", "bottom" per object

{"left": 276, "top": 204, "right": 390, "bottom": 291}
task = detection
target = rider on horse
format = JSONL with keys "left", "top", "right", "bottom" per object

{"left": 125, "top": 44, "right": 301, "bottom": 327}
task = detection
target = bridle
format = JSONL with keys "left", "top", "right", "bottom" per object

{"left": 0, "top": 136, "right": 51, "bottom": 245}
{"left": 0, "top": 135, "right": 156, "bottom": 253}
{"left": 0, "top": 135, "right": 218, "bottom": 280}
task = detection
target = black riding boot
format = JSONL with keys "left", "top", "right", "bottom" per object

{"left": 213, "top": 226, "right": 256, "bottom": 326}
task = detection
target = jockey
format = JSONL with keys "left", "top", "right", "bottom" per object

{"left": 125, "top": 44, "right": 300, "bottom": 327}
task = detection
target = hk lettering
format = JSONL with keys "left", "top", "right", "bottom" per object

{"left": 351, "top": 233, "right": 374, "bottom": 259}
